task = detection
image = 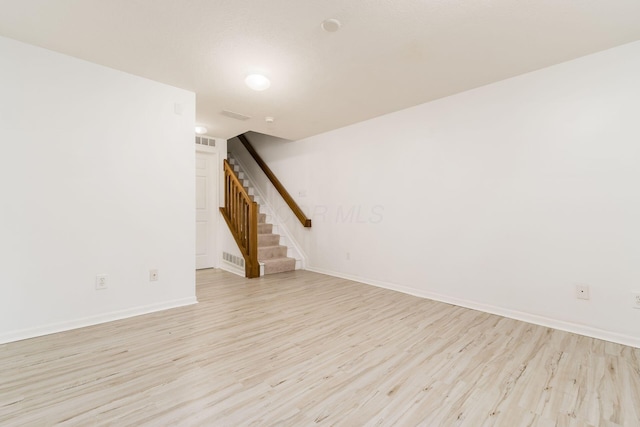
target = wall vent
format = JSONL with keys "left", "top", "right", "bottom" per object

{"left": 223, "top": 252, "right": 245, "bottom": 268}
{"left": 221, "top": 110, "right": 251, "bottom": 121}
{"left": 195, "top": 136, "right": 216, "bottom": 147}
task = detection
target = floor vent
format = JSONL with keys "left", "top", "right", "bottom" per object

{"left": 223, "top": 252, "right": 245, "bottom": 268}
{"left": 195, "top": 136, "right": 216, "bottom": 146}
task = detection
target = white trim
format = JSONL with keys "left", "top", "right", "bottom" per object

{"left": 195, "top": 144, "right": 218, "bottom": 154}
{"left": 306, "top": 266, "right": 640, "bottom": 349}
{"left": 195, "top": 151, "right": 219, "bottom": 269}
{"left": 0, "top": 297, "right": 198, "bottom": 345}
{"left": 218, "top": 263, "right": 245, "bottom": 277}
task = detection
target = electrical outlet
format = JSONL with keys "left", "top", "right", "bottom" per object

{"left": 149, "top": 269, "right": 159, "bottom": 282}
{"left": 576, "top": 285, "right": 590, "bottom": 300}
{"left": 632, "top": 292, "right": 640, "bottom": 309}
{"left": 95, "top": 274, "right": 108, "bottom": 290}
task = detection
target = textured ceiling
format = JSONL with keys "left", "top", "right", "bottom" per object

{"left": 1, "top": 0, "right": 640, "bottom": 140}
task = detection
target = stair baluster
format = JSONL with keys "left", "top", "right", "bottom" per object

{"left": 219, "top": 159, "right": 260, "bottom": 278}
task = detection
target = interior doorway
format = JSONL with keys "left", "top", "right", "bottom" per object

{"left": 195, "top": 150, "right": 219, "bottom": 269}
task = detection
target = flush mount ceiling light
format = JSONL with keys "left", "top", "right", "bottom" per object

{"left": 195, "top": 126, "right": 207, "bottom": 135}
{"left": 245, "top": 74, "right": 271, "bottom": 91}
{"left": 321, "top": 18, "right": 341, "bottom": 32}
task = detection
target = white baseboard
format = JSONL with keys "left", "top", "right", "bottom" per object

{"left": 219, "top": 262, "right": 245, "bottom": 277}
{"left": 306, "top": 266, "right": 640, "bottom": 349}
{"left": 0, "top": 297, "right": 198, "bottom": 345}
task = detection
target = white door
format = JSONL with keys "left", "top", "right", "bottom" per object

{"left": 196, "top": 152, "right": 218, "bottom": 269}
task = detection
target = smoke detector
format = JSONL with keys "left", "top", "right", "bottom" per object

{"left": 321, "top": 18, "right": 341, "bottom": 33}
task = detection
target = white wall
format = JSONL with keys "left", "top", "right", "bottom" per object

{"left": 0, "top": 36, "right": 197, "bottom": 344}
{"left": 232, "top": 41, "right": 640, "bottom": 347}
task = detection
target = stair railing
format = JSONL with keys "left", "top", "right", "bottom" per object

{"left": 237, "top": 133, "right": 312, "bottom": 228}
{"left": 219, "top": 159, "right": 260, "bottom": 278}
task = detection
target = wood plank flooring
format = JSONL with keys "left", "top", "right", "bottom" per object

{"left": 1, "top": 269, "right": 639, "bottom": 426}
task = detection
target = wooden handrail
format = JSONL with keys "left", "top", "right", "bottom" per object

{"left": 237, "top": 134, "right": 312, "bottom": 227}
{"left": 219, "top": 159, "right": 260, "bottom": 278}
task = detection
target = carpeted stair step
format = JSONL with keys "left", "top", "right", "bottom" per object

{"left": 263, "top": 257, "right": 296, "bottom": 275}
{"left": 258, "top": 223, "right": 273, "bottom": 234}
{"left": 258, "top": 213, "right": 266, "bottom": 223}
{"left": 258, "top": 245, "right": 288, "bottom": 260}
{"left": 258, "top": 233, "right": 280, "bottom": 247}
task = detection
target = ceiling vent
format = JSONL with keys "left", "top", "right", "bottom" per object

{"left": 221, "top": 110, "right": 252, "bottom": 121}
{"left": 195, "top": 136, "right": 216, "bottom": 146}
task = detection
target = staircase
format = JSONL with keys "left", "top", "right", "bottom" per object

{"left": 227, "top": 154, "right": 297, "bottom": 275}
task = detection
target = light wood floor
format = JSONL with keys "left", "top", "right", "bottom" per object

{"left": 1, "top": 269, "right": 639, "bottom": 426}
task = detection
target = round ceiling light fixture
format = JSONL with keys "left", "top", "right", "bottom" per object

{"left": 195, "top": 126, "right": 207, "bottom": 135}
{"left": 321, "top": 18, "right": 341, "bottom": 33}
{"left": 245, "top": 74, "right": 271, "bottom": 91}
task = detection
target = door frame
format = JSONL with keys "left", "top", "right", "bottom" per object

{"left": 196, "top": 142, "right": 222, "bottom": 269}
